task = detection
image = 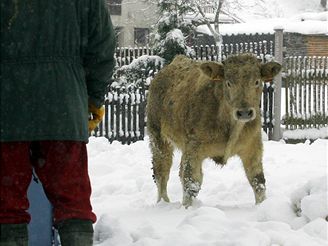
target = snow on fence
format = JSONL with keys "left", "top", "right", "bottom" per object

{"left": 92, "top": 85, "right": 147, "bottom": 144}
{"left": 115, "top": 46, "right": 155, "bottom": 67}
{"left": 284, "top": 56, "right": 328, "bottom": 129}
{"left": 191, "top": 40, "right": 274, "bottom": 62}
{"left": 114, "top": 40, "right": 275, "bottom": 67}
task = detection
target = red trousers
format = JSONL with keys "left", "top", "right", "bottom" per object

{"left": 0, "top": 141, "right": 96, "bottom": 224}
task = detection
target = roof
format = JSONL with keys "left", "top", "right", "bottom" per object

{"left": 196, "top": 11, "right": 328, "bottom": 35}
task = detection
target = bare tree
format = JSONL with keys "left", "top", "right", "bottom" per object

{"left": 321, "top": 0, "right": 327, "bottom": 10}
{"left": 193, "top": 0, "right": 225, "bottom": 61}
{"left": 190, "top": 0, "right": 251, "bottom": 61}
{"left": 148, "top": 0, "right": 265, "bottom": 61}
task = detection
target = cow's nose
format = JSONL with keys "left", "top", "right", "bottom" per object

{"left": 234, "top": 108, "right": 255, "bottom": 121}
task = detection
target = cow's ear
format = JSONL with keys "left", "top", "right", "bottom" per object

{"left": 261, "top": 62, "right": 282, "bottom": 81}
{"left": 200, "top": 62, "right": 224, "bottom": 79}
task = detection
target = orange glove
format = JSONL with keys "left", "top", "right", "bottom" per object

{"left": 88, "top": 103, "right": 105, "bottom": 132}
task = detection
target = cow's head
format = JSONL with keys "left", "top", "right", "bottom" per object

{"left": 200, "top": 54, "right": 281, "bottom": 122}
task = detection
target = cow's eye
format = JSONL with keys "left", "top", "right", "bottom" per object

{"left": 226, "top": 80, "right": 232, "bottom": 88}
{"left": 255, "top": 80, "right": 260, "bottom": 87}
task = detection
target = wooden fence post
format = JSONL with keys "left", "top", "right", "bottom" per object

{"left": 273, "top": 28, "right": 284, "bottom": 141}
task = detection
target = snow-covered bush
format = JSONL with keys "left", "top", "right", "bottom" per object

{"left": 113, "top": 55, "right": 164, "bottom": 88}
{"left": 150, "top": 1, "right": 195, "bottom": 64}
{"left": 155, "top": 29, "right": 192, "bottom": 63}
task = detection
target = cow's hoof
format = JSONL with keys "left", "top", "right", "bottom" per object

{"left": 182, "top": 200, "right": 192, "bottom": 209}
{"left": 182, "top": 194, "right": 193, "bottom": 208}
{"left": 157, "top": 195, "right": 170, "bottom": 203}
{"left": 255, "top": 192, "right": 266, "bottom": 204}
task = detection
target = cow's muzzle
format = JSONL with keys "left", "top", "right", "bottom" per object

{"left": 233, "top": 107, "right": 256, "bottom": 122}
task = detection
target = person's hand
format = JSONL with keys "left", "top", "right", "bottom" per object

{"left": 88, "top": 103, "right": 105, "bottom": 132}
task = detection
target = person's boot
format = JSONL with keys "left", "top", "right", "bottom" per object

{"left": 0, "top": 224, "right": 28, "bottom": 246}
{"left": 56, "top": 219, "right": 94, "bottom": 246}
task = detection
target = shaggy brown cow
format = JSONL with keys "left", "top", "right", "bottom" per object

{"left": 147, "top": 54, "right": 281, "bottom": 208}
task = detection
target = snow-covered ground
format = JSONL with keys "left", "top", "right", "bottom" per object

{"left": 88, "top": 136, "right": 328, "bottom": 246}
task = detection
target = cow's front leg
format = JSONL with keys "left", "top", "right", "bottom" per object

{"left": 179, "top": 151, "right": 203, "bottom": 208}
{"left": 239, "top": 146, "right": 266, "bottom": 204}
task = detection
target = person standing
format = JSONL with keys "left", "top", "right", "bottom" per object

{"left": 0, "top": 0, "right": 116, "bottom": 245}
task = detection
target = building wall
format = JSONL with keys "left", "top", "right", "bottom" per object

{"left": 306, "top": 35, "right": 328, "bottom": 56}
{"left": 109, "top": 0, "right": 159, "bottom": 47}
{"left": 284, "top": 33, "right": 328, "bottom": 57}
{"left": 283, "top": 33, "right": 307, "bottom": 57}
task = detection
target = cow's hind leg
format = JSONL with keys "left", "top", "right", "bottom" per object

{"left": 149, "top": 132, "right": 173, "bottom": 203}
{"left": 179, "top": 151, "right": 203, "bottom": 208}
{"left": 240, "top": 149, "right": 266, "bottom": 204}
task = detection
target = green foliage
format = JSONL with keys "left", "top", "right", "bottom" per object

{"left": 150, "top": 0, "right": 196, "bottom": 64}
{"left": 158, "top": 38, "right": 187, "bottom": 63}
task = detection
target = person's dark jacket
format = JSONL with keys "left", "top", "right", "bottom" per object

{"left": 0, "top": 0, "right": 116, "bottom": 142}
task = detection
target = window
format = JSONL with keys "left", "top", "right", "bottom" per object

{"left": 108, "top": 0, "right": 122, "bottom": 15}
{"left": 114, "top": 27, "right": 124, "bottom": 47}
{"left": 134, "top": 28, "right": 149, "bottom": 46}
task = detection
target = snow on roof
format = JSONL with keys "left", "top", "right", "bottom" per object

{"left": 185, "top": 12, "right": 237, "bottom": 24}
{"left": 197, "top": 12, "right": 328, "bottom": 35}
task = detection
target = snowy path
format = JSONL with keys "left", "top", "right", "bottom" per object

{"left": 88, "top": 137, "right": 327, "bottom": 246}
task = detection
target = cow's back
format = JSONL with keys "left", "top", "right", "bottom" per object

{"left": 147, "top": 56, "right": 200, "bottom": 122}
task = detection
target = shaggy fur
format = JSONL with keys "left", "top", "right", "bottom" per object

{"left": 147, "top": 54, "right": 281, "bottom": 208}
